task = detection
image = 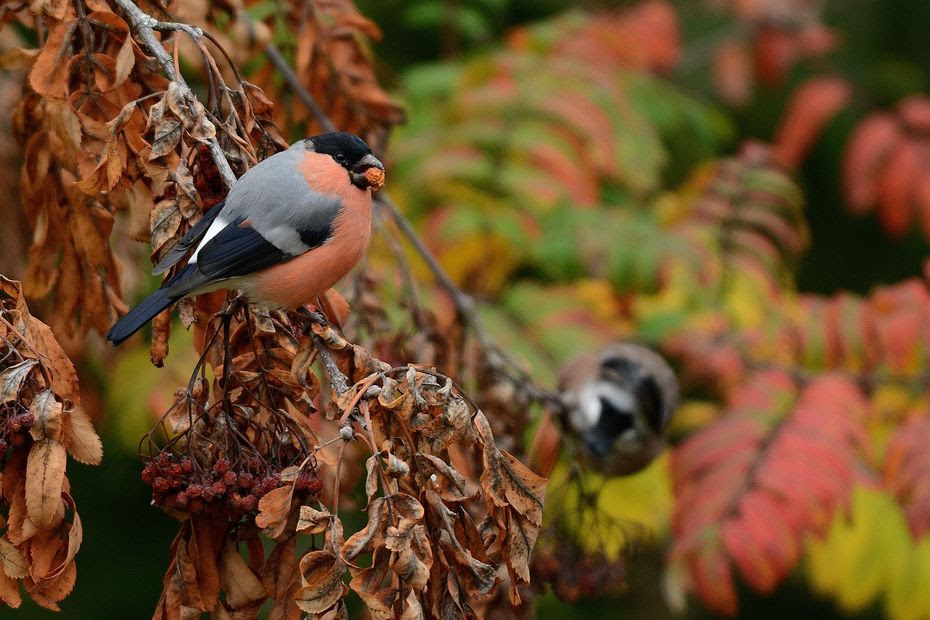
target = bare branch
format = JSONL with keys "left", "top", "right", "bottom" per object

{"left": 264, "top": 42, "right": 336, "bottom": 133}
{"left": 259, "top": 34, "right": 565, "bottom": 410}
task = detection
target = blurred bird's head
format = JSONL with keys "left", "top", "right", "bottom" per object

{"left": 558, "top": 343, "right": 679, "bottom": 476}
{"left": 307, "top": 132, "right": 385, "bottom": 190}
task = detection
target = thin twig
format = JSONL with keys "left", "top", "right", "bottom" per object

{"left": 113, "top": 0, "right": 238, "bottom": 189}
{"left": 378, "top": 194, "right": 564, "bottom": 408}
{"left": 261, "top": 39, "right": 565, "bottom": 410}
{"left": 0, "top": 314, "right": 54, "bottom": 388}
{"left": 264, "top": 42, "right": 336, "bottom": 133}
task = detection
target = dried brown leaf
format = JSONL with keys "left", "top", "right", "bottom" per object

{"left": 262, "top": 536, "right": 299, "bottom": 605}
{"left": 150, "top": 308, "right": 171, "bottom": 366}
{"left": 0, "top": 571, "right": 21, "bottom": 608}
{"left": 475, "top": 413, "right": 547, "bottom": 525}
{"left": 297, "top": 506, "right": 332, "bottom": 535}
{"left": 29, "top": 19, "right": 77, "bottom": 98}
{"left": 189, "top": 517, "right": 221, "bottom": 609}
{"left": 63, "top": 405, "right": 103, "bottom": 465}
{"left": 219, "top": 540, "right": 266, "bottom": 610}
{"left": 0, "top": 359, "right": 38, "bottom": 401}
{"left": 255, "top": 485, "right": 294, "bottom": 539}
{"left": 43, "top": 494, "right": 82, "bottom": 580}
{"left": 151, "top": 118, "right": 183, "bottom": 159}
{"left": 0, "top": 538, "right": 29, "bottom": 579}
{"left": 25, "top": 438, "right": 66, "bottom": 528}
{"left": 295, "top": 550, "right": 346, "bottom": 614}
{"left": 414, "top": 453, "right": 477, "bottom": 502}
{"left": 28, "top": 558, "right": 76, "bottom": 611}
{"left": 342, "top": 497, "right": 387, "bottom": 562}
{"left": 0, "top": 47, "right": 40, "bottom": 70}
{"left": 29, "top": 389, "right": 63, "bottom": 442}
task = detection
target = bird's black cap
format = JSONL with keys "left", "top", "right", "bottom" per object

{"left": 308, "top": 132, "right": 373, "bottom": 169}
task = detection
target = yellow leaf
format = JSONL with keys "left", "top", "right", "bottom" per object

{"left": 806, "top": 487, "right": 910, "bottom": 614}
{"left": 886, "top": 535, "right": 930, "bottom": 620}
{"left": 549, "top": 453, "right": 672, "bottom": 560}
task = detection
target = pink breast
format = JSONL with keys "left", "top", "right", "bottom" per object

{"left": 249, "top": 180, "right": 373, "bottom": 309}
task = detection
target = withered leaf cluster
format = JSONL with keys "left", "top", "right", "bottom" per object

{"left": 143, "top": 303, "right": 546, "bottom": 618}
{"left": 10, "top": 0, "right": 289, "bottom": 343}
{"left": 3, "top": 0, "right": 547, "bottom": 616}
{"left": 0, "top": 276, "right": 102, "bottom": 610}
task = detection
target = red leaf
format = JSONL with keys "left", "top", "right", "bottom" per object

{"left": 773, "top": 76, "right": 851, "bottom": 169}
{"left": 877, "top": 140, "right": 922, "bottom": 237}
{"left": 669, "top": 372, "right": 867, "bottom": 613}
{"left": 842, "top": 113, "right": 901, "bottom": 213}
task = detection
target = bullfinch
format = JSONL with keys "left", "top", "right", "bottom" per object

{"left": 558, "top": 343, "right": 678, "bottom": 476}
{"left": 107, "top": 132, "right": 384, "bottom": 345}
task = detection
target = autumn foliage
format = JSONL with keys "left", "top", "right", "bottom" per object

{"left": 389, "top": 0, "right": 930, "bottom": 617}
{"left": 4, "top": 0, "right": 930, "bottom": 618}
{"left": 1, "top": 0, "right": 546, "bottom": 616}
{"left": 0, "top": 277, "right": 102, "bottom": 609}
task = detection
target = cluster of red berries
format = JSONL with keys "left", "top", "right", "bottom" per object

{"left": 0, "top": 402, "right": 35, "bottom": 453}
{"left": 141, "top": 452, "right": 286, "bottom": 516}
{"left": 294, "top": 467, "right": 324, "bottom": 495}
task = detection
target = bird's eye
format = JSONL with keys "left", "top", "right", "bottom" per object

{"left": 335, "top": 153, "right": 347, "bottom": 163}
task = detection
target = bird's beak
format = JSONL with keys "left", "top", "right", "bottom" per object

{"left": 351, "top": 154, "right": 385, "bottom": 190}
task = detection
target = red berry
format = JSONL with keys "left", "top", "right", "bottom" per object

{"left": 223, "top": 471, "right": 237, "bottom": 486}
{"left": 238, "top": 472, "right": 254, "bottom": 489}
{"left": 153, "top": 478, "right": 169, "bottom": 493}
{"left": 240, "top": 495, "right": 256, "bottom": 511}
{"left": 211, "top": 481, "right": 226, "bottom": 496}
{"left": 213, "top": 458, "right": 230, "bottom": 475}
{"left": 181, "top": 458, "right": 193, "bottom": 474}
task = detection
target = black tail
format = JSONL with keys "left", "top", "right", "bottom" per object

{"left": 106, "top": 286, "right": 175, "bottom": 345}
{"left": 106, "top": 265, "right": 197, "bottom": 345}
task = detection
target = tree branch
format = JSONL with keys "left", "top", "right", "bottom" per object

{"left": 260, "top": 40, "right": 565, "bottom": 410}
{"left": 114, "top": 0, "right": 238, "bottom": 190}
{"left": 264, "top": 42, "right": 336, "bottom": 133}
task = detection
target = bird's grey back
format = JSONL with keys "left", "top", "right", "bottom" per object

{"left": 222, "top": 142, "right": 343, "bottom": 255}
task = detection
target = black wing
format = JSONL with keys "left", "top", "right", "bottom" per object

{"left": 164, "top": 220, "right": 288, "bottom": 299}
{"left": 152, "top": 201, "right": 225, "bottom": 275}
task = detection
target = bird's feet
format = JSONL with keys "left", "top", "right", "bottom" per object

{"left": 298, "top": 304, "right": 329, "bottom": 327}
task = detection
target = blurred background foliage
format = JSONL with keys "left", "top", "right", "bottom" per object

{"left": 7, "top": 0, "right": 930, "bottom": 617}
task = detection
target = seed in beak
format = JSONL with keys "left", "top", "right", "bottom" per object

{"left": 363, "top": 166, "right": 385, "bottom": 189}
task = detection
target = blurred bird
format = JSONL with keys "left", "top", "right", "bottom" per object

{"left": 558, "top": 343, "right": 678, "bottom": 476}
{"left": 107, "top": 132, "right": 384, "bottom": 345}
